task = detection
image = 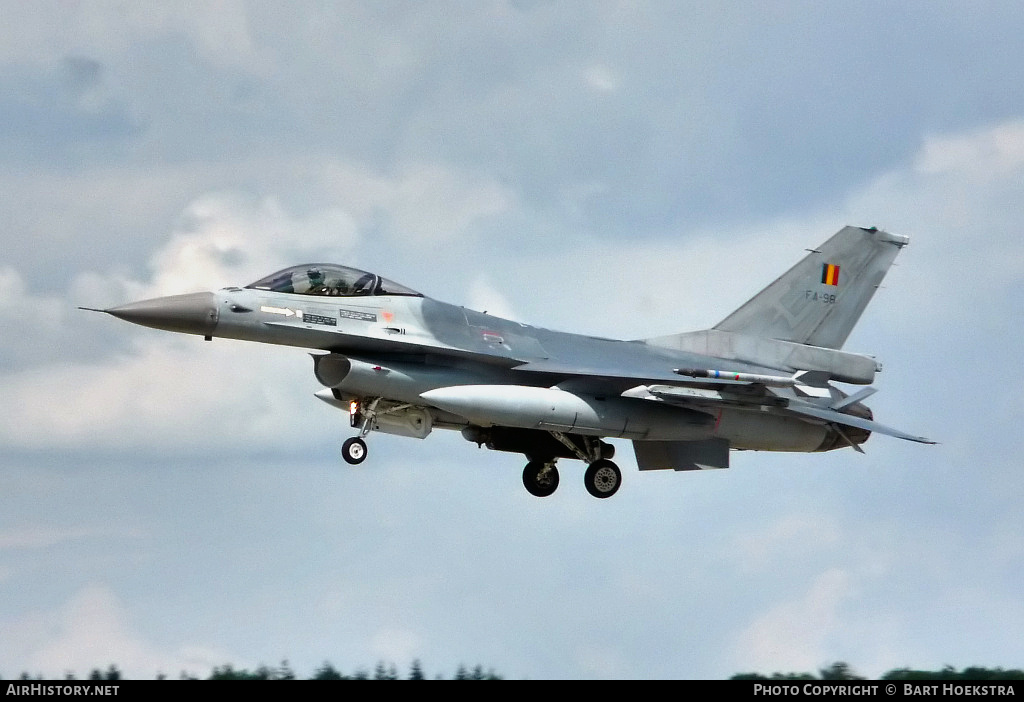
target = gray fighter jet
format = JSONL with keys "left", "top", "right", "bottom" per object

{"left": 86, "top": 226, "right": 933, "bottom": 499}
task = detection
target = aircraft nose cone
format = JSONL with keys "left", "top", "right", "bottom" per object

{"left": 105, "top": 291, "right": 219, "bottom": 336}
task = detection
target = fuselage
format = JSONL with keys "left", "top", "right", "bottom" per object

{"left": 105, "top": 278, "right": 854, "bottom": 454}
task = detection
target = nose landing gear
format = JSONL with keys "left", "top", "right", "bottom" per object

{"left": 342, "top": 398, "right": 379, "bottom": 465}
{"left": 342, "top": 436, "right": 367, "bottom": 464}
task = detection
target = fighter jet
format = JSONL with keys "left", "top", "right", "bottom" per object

{"left": 85, "top": 226, "right": 933, "bottom": 499}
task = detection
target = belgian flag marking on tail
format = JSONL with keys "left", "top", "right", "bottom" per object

{"left": 821, "top": 263, "right": 840, "bottom": 286}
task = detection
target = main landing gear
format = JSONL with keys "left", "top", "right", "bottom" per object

{"left": 522, "top": 460, "right": 559, "bottom": 497}
{"left": 521, "top": 456, "right": 622, "bottom": 499}
{"left": 584, "top": 459, "right": 621, "bottom": 499}
{"left": 521, "top": 432, "right": 623, "bottom": 499}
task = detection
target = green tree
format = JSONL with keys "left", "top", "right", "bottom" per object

{"left": 883, "top": 666, "right": 1024, "bottom": 680}
{"left": 276, "top": 660, "right": 295, "bottom": 680}
{"left": 86, "top": 665, "right": 120, "bottom": 681}
{"left": 408, "top": 660, "right": 425, "bottom": 680}
{"left": 373, "top": 662, "right": 398, "bottom": 680}
{"left": 313, "top": 661, "right": 346, "bottom": 680}
{"left": 819, "top": 662, "right": 862, "bottom": 680}
{"left": 209, "top": 664, "right": 270, "bottom": 680}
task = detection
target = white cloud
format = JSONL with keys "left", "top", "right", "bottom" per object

{"left": 583, "top": 65, "right": 620, "bottom": 93}
{"left": 915, "top": 120, "right": 1024, "bottom": 178}
{"left": 370, "top": 628, "right": 422, "bottom": 667}
{"left": 733, "top": 568, "right": 855, "bottom": 674}
{"left": 0, "top": 526, "right": 139, "bottom": 550}
{"left": 733, "top": 514, "right": 841, "bottom": 574}
{"left": 493, "top": 213, "right": 840, "bottom": 338}
{"left": 318, "top": 161, "right": 516, "bottom": 247}
{"left": 574, "top": 644, "right": 631, "bottom": 680}
{"left": 387, "top": 165, "right": 514, "bottom": 245}
{"left": 0, "top": 1, "right": 264, "bottom": 72}
{"left": 840, "top": 125, "right": 1024, "bottom": 345}
{"left": 0, "top": 192, "right": 358, "bottom": 453}
{"left": 467, "top": 275, "right": 519, "bottom": 321}
{"left": 0, "top": 339, "right": 307, "bottom": 453}
{"left": 0, "top": 267, "right": 67, "bottom": 366}
{"left": 150, "top": 192, "right": 359, "bottom": 295}
{"left": 2, "top": 585, "right": 232, "bottom": 679}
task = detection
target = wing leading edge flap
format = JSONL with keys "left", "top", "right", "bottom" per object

{"left": 634, "top": 438, "right": 730, "bottom": 471}
{"left": 786, "top": 403, "right": 936, "bottom": 444}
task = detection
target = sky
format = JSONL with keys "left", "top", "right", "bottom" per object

{"left": 1, "top": 0, "right": 1023, "bottom": 680}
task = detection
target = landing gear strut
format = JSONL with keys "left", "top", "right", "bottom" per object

{"left": 342, "top": 397, "right": 379, "bottom": 465}
{"left": 550, "top": 431, "right": 623, "bottom": 499}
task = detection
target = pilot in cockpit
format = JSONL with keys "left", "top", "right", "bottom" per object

{"left": 246, "top": 264, "right": 422, "bottom": 299}
{"left": 306, "top": 268, "right": 328, "bottom": 294}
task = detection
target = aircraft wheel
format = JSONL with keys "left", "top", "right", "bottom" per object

{"left": 522, "top": 461, "right": 559, "bottom": 498}
{"left": 342, "top": 437, "right": 367, "bottom": 465}
{"left": 584, "top": 459, "right": 621, "bottom": 498}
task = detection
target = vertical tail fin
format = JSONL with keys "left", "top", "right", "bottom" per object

{"left": 713, "top": 226, "right": 908, "bottom": 349}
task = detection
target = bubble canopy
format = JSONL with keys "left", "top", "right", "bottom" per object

{"left": 245, "top": 264, "right": 423, "bottom": 298}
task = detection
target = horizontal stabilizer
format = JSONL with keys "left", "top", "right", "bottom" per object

{"left": 830, "top": 386, "right": 877, "bottom": 411}
{"left": 634, "top": 438, "right": 730, "bottom": 471}
{"left": 787, "top": 403, "right": 936, "bottom": 444}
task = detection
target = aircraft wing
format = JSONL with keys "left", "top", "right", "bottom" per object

{"left": 514, "top": 346, "right": 936, "bottom": 447}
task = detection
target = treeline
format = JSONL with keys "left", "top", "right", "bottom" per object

{"left": 5, "top": 660, "right": 501, "bottom": 681}
{"left": 732, "top": 662, "right": 1024, "bottom": 681}
{"left": 9, "top": 659, "right": 1023, "bottom": 680}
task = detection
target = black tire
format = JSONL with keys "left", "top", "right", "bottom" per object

{"left": 342, "top": 437, "right": 368, "bottom": 465}
{"left": 584, "top": 459, "right": 621, "bottom": 498}
{"left": 522, "top": 460, "right": 559, "bottom": 497}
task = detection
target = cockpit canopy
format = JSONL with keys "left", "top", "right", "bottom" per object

{"left": 245, "top": 264, "right": 422, "bottom": 298}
